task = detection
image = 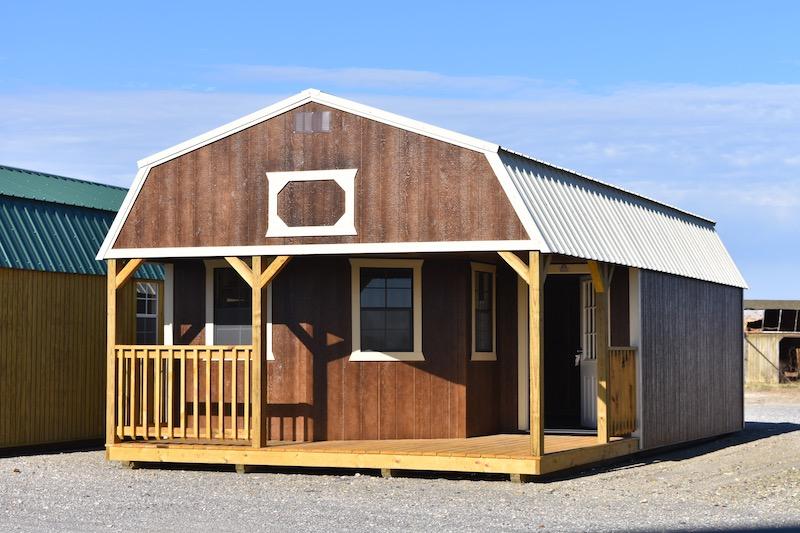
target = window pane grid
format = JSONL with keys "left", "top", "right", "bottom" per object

{"left": 136, "top": 282, "right": 158, "bottom": 344}
{"left": 360, "top": 268, "right": 413, "bottom": 353}
{"left": 474, "top": 270, "right": 494, "bottom": 353}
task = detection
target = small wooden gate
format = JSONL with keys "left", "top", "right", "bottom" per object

{"left": 608, "top": 347, "right": 637, "bottom": 437}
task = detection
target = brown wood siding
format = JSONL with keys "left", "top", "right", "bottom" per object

{"left": 113, "top": 102, "right": 528, "bottom": 249}
{"left": 466, "top": 261, "right": 519, "bottom": 436}
{"left": 610, "top": 266, "right": 630, "bottom": 346}
{"left": 277, "top": 180, "right": 345, "bottom": 227}
{"left": 0, "top": 268, "right": 161, "bottom": 448}
{"left": 639, "top": 270, "right": 743, "bottom": 450}
{"left": 172, "top": 260, "right": 205, "bottom": 345}
{"left": 268, "top": 256, "right": 471, "bottom": 441}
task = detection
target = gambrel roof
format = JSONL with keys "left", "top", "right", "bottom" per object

{"left": 98, "top": 89, "right": 746, "bottom": 288}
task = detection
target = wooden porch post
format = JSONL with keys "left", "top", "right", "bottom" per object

{"left": 106, "top": 259, "right": 119, "bottom": 453}
{"left": 251, "top": 256, "right": 266, "bottom": 448}
{"left": 588, "top": 260, "right": 610, "bottom": 444}
{"left": 528, "top": 251, "right": 545, "bottom": 457}
{"left": 497, "top": 251, "right": 547, "bottom": 457}
{"left": 106, "top": 258, "right": 144, "bottom": 454}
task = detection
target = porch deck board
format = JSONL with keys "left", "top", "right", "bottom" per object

{"left": 110, "top": 434, "right": 639, "bottom": 477}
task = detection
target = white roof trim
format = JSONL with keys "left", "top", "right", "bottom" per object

{"left": 96, "top": 165, "right": 150, "bottom": 260}
{"left": 103, "top": 240, "right": 540, "bottom": 259}
{"left": 484, "top": 151, "right": 548, "bottom": 250}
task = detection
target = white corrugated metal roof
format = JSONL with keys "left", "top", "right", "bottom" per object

{"left": 499, "top": 149, "right": 747, "bottom": 288}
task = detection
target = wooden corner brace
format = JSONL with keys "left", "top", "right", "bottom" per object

{"left": 114, "top": 258, "right": 144, "bottom": 289}
{"left": 224, "top": 256, "right": 292, "bottom": 289}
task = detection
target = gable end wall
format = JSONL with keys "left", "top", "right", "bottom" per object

{"left": 113, "top": 103, "right": 528, "bottom": 250}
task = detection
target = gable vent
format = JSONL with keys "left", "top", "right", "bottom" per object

{"left": 294, "top": 111, "right": 331, "bottom": 133}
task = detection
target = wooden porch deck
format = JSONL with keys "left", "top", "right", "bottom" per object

{"left": 108, "top": 434, "right": 639, "bottom": 478}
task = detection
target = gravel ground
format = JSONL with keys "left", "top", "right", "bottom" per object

{"left": 2, "top": 390, "right": 800, "bottom": 532}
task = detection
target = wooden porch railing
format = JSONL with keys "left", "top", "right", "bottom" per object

{"left": 608, "top": 346, "right": 636, "bottom": 437}
{"left": 114, "top": 345, "right": 253, "bottom": 442}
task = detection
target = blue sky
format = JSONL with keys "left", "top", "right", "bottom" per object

{"left": 1, "top": 1, "right": 798, "bottom": 297}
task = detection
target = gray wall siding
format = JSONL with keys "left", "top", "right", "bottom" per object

{"left": 640, "top": 270, "right": 743, "bottom": 449}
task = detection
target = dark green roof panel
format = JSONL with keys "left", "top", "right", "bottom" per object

{"left": 0, "top": 195, "right": 161, "bottom": 279}
{"left": 0, "top": 165, "right": 128, "bottom": 211}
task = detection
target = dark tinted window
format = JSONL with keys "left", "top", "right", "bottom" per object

{"left": 474, "top": 271, "right": 493, "bottom": 352}
{"left": 360, "top": 268, "right": 413, "bottom": 352}
{"left": 214, "top": 268, "right": 252, "bottom": 345}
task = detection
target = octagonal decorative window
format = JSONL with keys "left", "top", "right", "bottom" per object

{"left": 265, "top": 168, "right": 357, "bottom": 237}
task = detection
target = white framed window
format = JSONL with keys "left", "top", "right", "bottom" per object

{"left": 265, "top": 168, "right": 357, "bottom": 238}
{"left": 581, "top": 278, "right": 597, "bottom": 361}
{"left": 136, "top": 282, "right": 159, "bottom": 345}
{"left": 203, "top": 259, "right": 275, "bottom": 358}
{"left": 471, "top": 262, "right": 497, "bottom": 361}
{"left": 349, "top": 258, "right": 424, "bottom": 362}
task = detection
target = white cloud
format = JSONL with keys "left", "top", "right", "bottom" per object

{"left": 0, "top": 68, "right": 798, "bottom": 296}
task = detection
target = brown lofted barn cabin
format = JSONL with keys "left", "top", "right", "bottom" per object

{"left": 97, "top": 89, "right": 746, "bottom": 480}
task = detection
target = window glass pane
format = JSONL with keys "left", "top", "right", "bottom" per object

{"left": 214, "top": 268, "right": 252, "bottom": 345}
{"left": 386, "top": 288, "right": 412, "bottom": 308}
{"left": 361, "top": 309, "right": 386, "bottom": 331}
{"left": 474, "top": 271, "right": 493, "bottom": 352}
{"left": 214, "top": 268, "right": 251, "bottom": 323}
{"left": 359, "top": 267, "right": 414, "bottom": 353}
{"left": 360, "top": 269, "right": 386, "bottom": 290}
{"left": 136, "top": 317, "right": 157, "bottom": 344}
{"left": 360, "top": 288, "right": 385, "bottom": 308}
{"left": 385, "top": 329, "right": 412, "bottom": 352}
{"left": 386, "top": 309, "right": 412, "bottom": 332}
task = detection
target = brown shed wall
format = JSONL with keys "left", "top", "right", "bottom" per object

{"left": 113, "top": 102, "right": 527, "bottom": 250}
{"left": 212, "top": 255, "right": 522, "bottom": 442}
{"left": 639, "top": 270, "right": 743, "bottom": 450}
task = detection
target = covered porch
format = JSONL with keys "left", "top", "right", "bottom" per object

{"left": 105, "top": 251, "right": 639, "bottom": 480}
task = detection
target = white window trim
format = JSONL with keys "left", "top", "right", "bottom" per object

{"left": 471, "top": 262, "right": 497, "bottom": 361}
{"left": 265, "top": 168, "right": 357, "bottom": 238}
{"left": 349, "top": 258, "right": 424, "bottom": 362}
{"left": 203, "top": 259, "right": 274, "bottom": 359}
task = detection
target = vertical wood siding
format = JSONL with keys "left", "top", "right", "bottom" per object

{"left": 269, "top": 257, "right": 470, "bottom": 441}
{"left": 0, "top": 268, "right": 161, "bottom": 448}
{"left": 466, "top": 261, "right": 519, "bottom": 435}
{"left": 113, "top": 102, "right": 528, "bottom": 249}
{"left": 640, "top": 270, "right": 743, "bottom": 449}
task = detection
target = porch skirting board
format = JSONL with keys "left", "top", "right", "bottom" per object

{"left": 107, "top": 435, "right": 639, "bottom": 477}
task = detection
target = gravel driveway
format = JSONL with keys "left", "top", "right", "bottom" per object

{"left": 2, "top": 390, "right": 799, "bottom": 532}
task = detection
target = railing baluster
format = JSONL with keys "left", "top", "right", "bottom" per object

{"left": 129, "top": 349, "right": 136, "bottom": 438}
{"left": 218, "top": 348, "right": 224, "bottom": 439}
{"left": 116, "top": 348, "right": 123, "bottom": 439}
{"left": 167, "top": 348, "right": 174, "bottom": 439}
{"left": 232, "top": 348, "right": 238, "bottom": 440}
{"left": 205, "top": 348, "right": 211, "bottom": 440}
{"left": 154, "top": 348, "right": 161, "bottom": 439}
{"left": 193, "top": 349, "right": 199, "bottom": 439}
{"left": 142, "top": 348, "right": 149, "bottom": 439}
{"left": 180, "top": 349, "right": 187, "bottom": 438}
{"left": 244, "top": 347, "right": 250, "bottom": 441}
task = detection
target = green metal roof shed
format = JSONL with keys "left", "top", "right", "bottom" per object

{"left": 0, "top": 165, "right": 162, "bottom": 279}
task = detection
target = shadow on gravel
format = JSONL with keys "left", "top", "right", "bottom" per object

{"left": 0, "top": 439, "right": 103, "bottom": 459}
{"left": 639, "top": 521, "right": 800, "bottom": 533}
{"left": 541, "top": 420, "right": 800, "bottom": 482}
